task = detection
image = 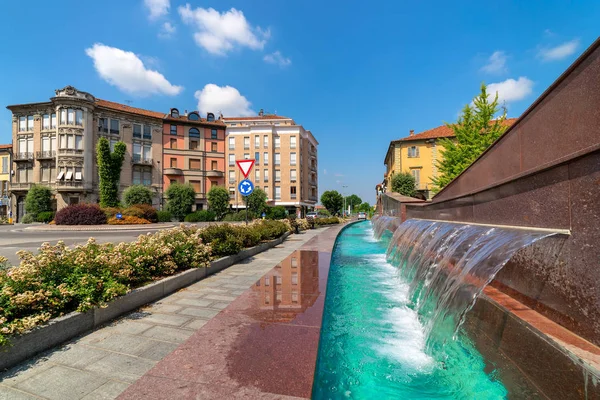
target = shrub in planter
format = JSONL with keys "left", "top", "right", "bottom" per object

{"left": 122, "top": 185, "right": 153, "bottom": 207}
{"left": 108, "top": 216, "right": 151, "bottom": 225}
{"left": 234, "top": 225, "right": 261, "bottom": 248}
{"left": 198, "top": 224, "right": 244, "bottom": 257}
{"left": 157, "top": 210, "right": 172, "bottom": 222}
{"left": 315, "top": 217, "right": 340, "bottom": 226}
{"left": 36, "top": 211, "right": 55, "bottom": 223}
{"left": 184, "top": 210, "right": 216, "bottom": 222}
{"left": 223, "top": 210, "right": 254, "bottom": 222}
{"left": 21, "top": 214, "right": 35, "bottom": 224}
{"left": 55, "top": 204, "right": 107, "bottom": 225}
{"left": 253, "top": 220, "right": 288, "bottom": 240}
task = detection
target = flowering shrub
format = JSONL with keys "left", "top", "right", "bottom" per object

{"left": 315, "top": 217, "right": 341, "bottom": 226}
{"left": 108, "top": 216, "right": 151, "bottom": 225}
{"left": 55, "top": 204, "right": 107, "bottom": 225}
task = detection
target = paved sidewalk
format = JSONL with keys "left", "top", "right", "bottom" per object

{"left": 0, "top": 228, "right": 326, "bottom": 400}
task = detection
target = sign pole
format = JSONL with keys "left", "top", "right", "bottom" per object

{"left": 245, "top": 196, "right": 248, "bottom": 225}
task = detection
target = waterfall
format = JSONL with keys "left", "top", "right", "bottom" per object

{"left": 372, "top": 217, "right": 554, "bottom": 350}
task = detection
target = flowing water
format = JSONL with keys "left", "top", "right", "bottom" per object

{"left": 312, "top": 219, "right": 553, "bottom": 399}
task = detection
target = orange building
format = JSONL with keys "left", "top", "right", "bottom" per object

{"left": 162, "top": 108, "right": 226, "bottom": 210}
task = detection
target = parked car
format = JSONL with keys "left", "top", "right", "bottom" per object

{"left": 306, "top": 212, "right": 318, "bottom": 219}
{"left": 358, "top": 212, "right": 367, "bottom": 220}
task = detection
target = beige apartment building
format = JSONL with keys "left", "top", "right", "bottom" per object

{"left": 223, "top": 111, "right": 318, "bottom": 217}
{"left": 7, "top": 86, "right": 163, "bottom": 221}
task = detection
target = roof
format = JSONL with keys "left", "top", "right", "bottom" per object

{"left": 0, "top": 144, "right": 12, "bottom": 149}
{"left": 95, "top": 99, "right": 165, "bottom": 119}
{"left": 397, "top": 118, "right": 518, "bottom": 142}
{"left": 223, "top": 115, "right": 290, "bottom": 121}
{"left": 164, "top": 114, "right": 225, "bottom": 127}
{"left": 386, "top": 192, "right": 426, "bottom": 203}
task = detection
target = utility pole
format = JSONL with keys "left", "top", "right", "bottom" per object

{"left": 342, "top": 185, "right": 348, "bottom": 217}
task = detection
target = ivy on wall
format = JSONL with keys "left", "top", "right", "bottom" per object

{"left": 97, "top": 137, "right": 126, "bottom": 207}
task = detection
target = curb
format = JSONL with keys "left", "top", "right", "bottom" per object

{"left": 24, "top": 224, "right": 177, "bottom": 232}
{"left": 0, "top": 231, "right": 291, "bottom": 371}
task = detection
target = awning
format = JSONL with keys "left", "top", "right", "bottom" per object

{"left": 56, "top": 171, "right": 64, "bottom": 180}
{"left": 65, "top": 171, "right": 73, "bottom": 180}
{"left": 75, "top": 172, "right": 82, "bottom": 180}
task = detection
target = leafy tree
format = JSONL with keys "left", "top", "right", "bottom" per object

{"left": 345, "top": 194, "right": 362, "bottom": 211}
{"left": 432, "top": 83, "right": 509, "bottom": 191}
{"left": 25, "top": 185, "right": 52, "bottom": 219}
{"left": 166, "top": 183, "right": 196, "bottom": 221}
{"left": 97, "top": 137, "right": 126, "bottom": 207}
{"left": 391, "top": 172, "right": 417, "bottom": 197}
{"left": 246, "top": 188, "right": 268, "bottom": 215}
{"left": 320, "top": 190, "right": 344, "bottom": 215}
{"left": 356, "top": 202, "right": 372, "bottom": 213}
{"left": 207, "top": 186, "right": 230, "bottom": 221}
{"left": 267, "top": 205, "right": 288, "bottom": 220}
{"left": 123, "top": 185, "right": 153, "bottom": 207}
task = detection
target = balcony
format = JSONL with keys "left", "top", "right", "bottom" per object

{"left": 309, "top": 164, "right": 317, "bottom": 172}
{"left": 11, "top": 182, "right": 32, "bottom": 191}
{"left": 206, "top": 170, "right": 224, "bottom": 177}
{"left": 58, "top": 148, "right": 83, "bottom": 156}
{"left": 56, "top": 180, "right": 85, "bottom": 191}
{"left": 229, "top": 178, "right": 236, "bottom": 184}
{"left": 164, "top": 167, "right": 183, "bottom": 175}
{"left": 132, "top": 155, "right": 153, "bottom": 165}
{"left": 14, "top": 152, "right": 34, "bottom": 161}
{"left": 36, "top": 150, "right": 56, "bottom": 160}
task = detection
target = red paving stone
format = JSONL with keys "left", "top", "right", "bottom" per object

{"left": 119, "top": 224, "right": 346, "bottom": 399}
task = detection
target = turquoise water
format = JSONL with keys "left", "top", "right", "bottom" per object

{"left": 312, "top": 221, "right": 507, "bottom": 399}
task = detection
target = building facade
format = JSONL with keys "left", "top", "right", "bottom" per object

{"left": 7, "top": 86, "right": 163, "bottom": 221}
{"left": 162, "top": 108, "right": 226, "bottom": 210}
{"left": 222, "top": 111, "right": 318, "bottom": 216}
{"left": 0, "top": 144, "right": 11, "bottom": 219}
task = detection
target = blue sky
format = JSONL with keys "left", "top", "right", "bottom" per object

{"left": 0, "top": 1, "right": 598, "bottom": 203}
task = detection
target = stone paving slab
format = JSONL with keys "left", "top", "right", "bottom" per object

{"left": 0, "top": 228, "right": 326, "bottom": 400}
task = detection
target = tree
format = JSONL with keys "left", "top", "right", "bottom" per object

{"left": 166, "top": 183, "right": 196, "bottom": 221}
{"left": 356, "top": 202, "right": 372, "bottom": 213}
{"left": 207, "top": 186, "right": 230, "bottom": 221}
{"left": 25, "top": 185, "right": 52, "bottom": 219}
{"left": 432, "top": 83, "right": 509, "bottom": 191}
{"left": 320, "top": 190, "right": 344, "bottom": 215}
{"left": 97, "top": 137, "right": 126, "bottom": 207}
{"left": 391, "top": 172, "right": 417, "bottom": 197}
{"left": 246, "top": 188, "right": 267, "bottom": 215}
{"left": 345, "top": 194, "right": 362, "bottom": 212}
{"left": 267, "top": 205, "right": 288, "bottom": 220}
{"left": 123, "top": 185, "right": 153, "bottom": 207}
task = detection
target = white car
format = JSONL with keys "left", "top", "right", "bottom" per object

{"left": 357, "top": 212, "right": 367, "bottom": 220}
{"left": 306, "top": 212, "right": 318, "bottom": 219}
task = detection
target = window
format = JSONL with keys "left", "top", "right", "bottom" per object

{"left": 75, "top": 110, "right": 83, "bottom": 126}
{"left": 43, "top": 114, "right": 50, "bottom": 130}
{"left": 292, "top": 272, "right": 298, "bottom": 285}
{"left": 264, "top": 186, "right": 269, "bottom": 195}
{"left": 211, "top": 160, "right": 218, "bottom": 170}
{"left": 290, "top": 152, "right": 297, "bottom": 166}
{"left": 290, "top": 136, "right": 297, "bottom": 149}
{"left": 170, "top": 138, "right": 177, "bottom": 149}
{"left": 67, "top": 109, "right": 75, "bottom": 125}
{"left": 290, "top": 169, "right": 297, "bottom": 181}
{"left": 188, "top": 112, "right": 199, "bottom": 121}
{"left": 274, "top": 136, "right": 280, "bottom": 148}
{"left": 290, "top": 186, "right": 297, "bottom": 199}
{"left": 171, "top": 108, "right": 179, "bottom": 118}
{"left": 263, "top": 152, "right": 269, "bottom": 165}
{"left": 18, "top": 165, "right": 32, "bottom": 183}
{"left": 19, "top": 116, "right": 26, "bottom": 132}
{"left": 143, "top": 125, "right": 151, "bottom": 140}
{"left": 229, "top": 188, "right": 235, "bottom": 199}
{"left": 169, "top": 158, "right": 178, "bottom": 168}
{"left": 190, "top": 139, "right": 199, "bottom": 150}
{"left": 229, "top": 170, "right": 235, "bottom": 183}
{"left": 59, "top": 109, "right": 67, "bottom": 125}
{"left": 211, "top": 129, "right": 218, "bottom": 139}
{"left": 27, "top": 115, "right": 34, "bottom": 131}
{"left": 244, "top": 137, "right": 250, "bottom": 149}
{"left": 75, "top": 135, "right": 82, "bottom": 150}
{"left": 133, "top": 166, "right": 152, "bottom": 186}
{"left": 170, "top": 179, "right": 176, "bottom": 185}
{"left": 98, "top": 118, "right": 108, "bottom": 133}
{"left": 189, "top": 159, "right": 201, "bottom": 170}
{"left": 244, "top": 153, "right": 250, "bottom": 160}
{"left": 263, "top": 135, "right": 269, "bottom": 148}
{"left": 255, "top": 152, "right": 260, "bottom": 165}
{"left": 211, "top": 142, "right": 217, "bottom": 152}
{"left": 229, "top": 137, "right": 235, "bottom": 150}
{"left": 255, "top": 169, "right": 260, "bottom": 182}
{"left": 207, "top": 113, "right": 215, "bottom": 122}
{"left": 255, "top": 136, "right": 260, "bottom": 148}
{"left": 274, "top": 153, "right": 280, "bottom": 166}
{"left": 229, "top": 154, "right": 235, "bottom": 166}
{"left": 275, "top": 186, "right": 281, "bottom": 200}
{"left": 41, "top": 165, "right": 50, "bottom": 182}
{"left": 133, "top": 124, "right": 142, "bottom": 138}
{"left": 110, "top": 119, "right": 119, "bottom": 135}
{"left": 275, "top": 170, "right": 281, "bottom": 182}
{"left": 408, "top": 146, "right": 419, "bottom": 158}
{"left": 189, "top": 128, "right": 200, "bottom": 138}
{"left": 2, "top": 157, "right": 8, "bottom": 173}
{"left": 170, "top": 124, "right": 177, "bottom": 135}
{"left": 51, "top": 113, "right": 57, "bottom": 129}
{"left": 190, "top": 180, "right": 201, "bottom": 194}
{"left": 110, "top": 139, "right": 118, "bottom": 152}
{"left": 411, "top": 169, "right": 421, "bottom": 189}
{"left": 264, "top": 169, "right": 269, "bottom": 182}
{"left": 211, "top": 180, "right": 218, "bottom": 188}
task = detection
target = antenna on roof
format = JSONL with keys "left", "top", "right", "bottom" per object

{"left": 124, "top": 100, "right": 133, "bottom": 106}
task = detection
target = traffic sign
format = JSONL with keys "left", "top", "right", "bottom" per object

{"left": 236, "top": 159, "right": 255, "bottom": 178}
{"left": 238, "top": 179, "right": 254, "bottom": 196}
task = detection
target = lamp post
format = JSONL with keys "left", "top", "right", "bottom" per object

{"left": 157, "top": 160, "right": 163, "bottom": 210}
{"left": 342, "top": 185, "right": 348, "bottom": 217}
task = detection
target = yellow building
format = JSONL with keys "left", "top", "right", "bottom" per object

{"left": 0, "top": 144, "right": 12, "bottom": 219}
{"left": 383, "top": 120, "right": 517, "bottom": 199}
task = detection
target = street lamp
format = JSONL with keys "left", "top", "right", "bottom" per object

{"left": 342, "top": 185, "right": 348, "bottom": 217}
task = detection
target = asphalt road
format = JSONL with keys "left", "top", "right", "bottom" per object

{"left": 0, "top": 224, "right": 173, "bottom": 267}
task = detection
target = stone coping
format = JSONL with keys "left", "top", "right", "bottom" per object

{"left": 118, "top": 224, "right": 345, "bottom": 399}
{"left": 0, "top": 232, "right": 291, "bottom": 371}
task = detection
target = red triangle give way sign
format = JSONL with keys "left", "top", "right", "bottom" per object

{"left": 236, "top": 159, "right": 255, "bottom": 178}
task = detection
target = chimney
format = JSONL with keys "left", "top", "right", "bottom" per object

{"left": 184, "top": 110, "right": 188, "bottom": 116}
{"left": 409, "top": 129, "right": 414, "bottom": 137}
{"left": 258, "top": 109, "right": 264, "bottom": 117}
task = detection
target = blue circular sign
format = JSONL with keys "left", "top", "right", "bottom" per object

{"left": 238, "top": 179, "right": 254, "bottom": 196}
{"left": 116, "top": 213, "right": 123, "bottom": 220}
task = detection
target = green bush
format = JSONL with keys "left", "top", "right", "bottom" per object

{"left": 207, "top": 186, "right": 230, "bottom": 220}
{"left": 157, "top": 210, "right": 172, "bottom": 222}
{"left": 267, "top": 206, "right": 288, "bottom": 220}
{"left": 21, "top": 214, "right": 35, "bottom": 224}
{"left": 391, "top": 172, "right": 417, "bottom": 197}
{"left": 25, "top": 185, "right": 52, "bottom": 219}
{"left": 235, "top": 226, "right": 261, "bottom": 248}
{"left": 166, "top": 183, "right": 196, "bottom": 221}
{"left": 315, "top": 217, "right": 341, "bottom": 226}
{"left": 102, "top": 206, "right": 122, "bottom": 218}
{"left": 36, "top": 211, "right": 55, "bottom": 223}
{"left": 123, "top": 185, "right": 153, "bottom": 207}
{"left": 254, "top": 220, "right": 288, "bottom": 240}
{"left": 223, "top": 210, "right": 254, "bottom": 221}
{"left": 123, "top": 206, "right": 145, "bottom": 219}
{"left": 185, "top": 210, "right": 217, "bottom": 222}
{"left": 198, "top": 224, "right": 243, "bottom": 257}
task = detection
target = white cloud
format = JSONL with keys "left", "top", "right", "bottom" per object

{"left": 323, "top": 169, "right": 327, "bottom": 175}
{"left": 487, "top": 77, "right": 533, "bottom": 103}
{"left": 178, "top": 4, "right": 269, "bottom": 56}
{"left": 481, "top": 51, "right": 507, "bottom": 74}
{"left": 144, "top": 0, "right": 170, "bottom": 20}
{"left": 538, "top": 39, "right": 579, "bottom": 61}
{"left": 85, "top": 43, "right": 183, "bottom": 96}
{"left": 263, "top": 51, "right": 291, "bottom": 67}
{"left": 159, "top": 22, "right": 176, "bottom": 38}
{"left": 195, "top": 84, "right": 254, "bottom": 116}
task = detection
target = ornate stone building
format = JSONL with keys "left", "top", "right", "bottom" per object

{"left": 7, "top": 86, "right": 163, "bottom": 221}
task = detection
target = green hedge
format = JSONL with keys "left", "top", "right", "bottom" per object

{"left": 157, "top": 210, "right": 172, "bottom": 222}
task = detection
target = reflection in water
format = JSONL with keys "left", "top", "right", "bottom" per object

{"left": 252, "top": 250, "right": 320, "bottom": 322}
